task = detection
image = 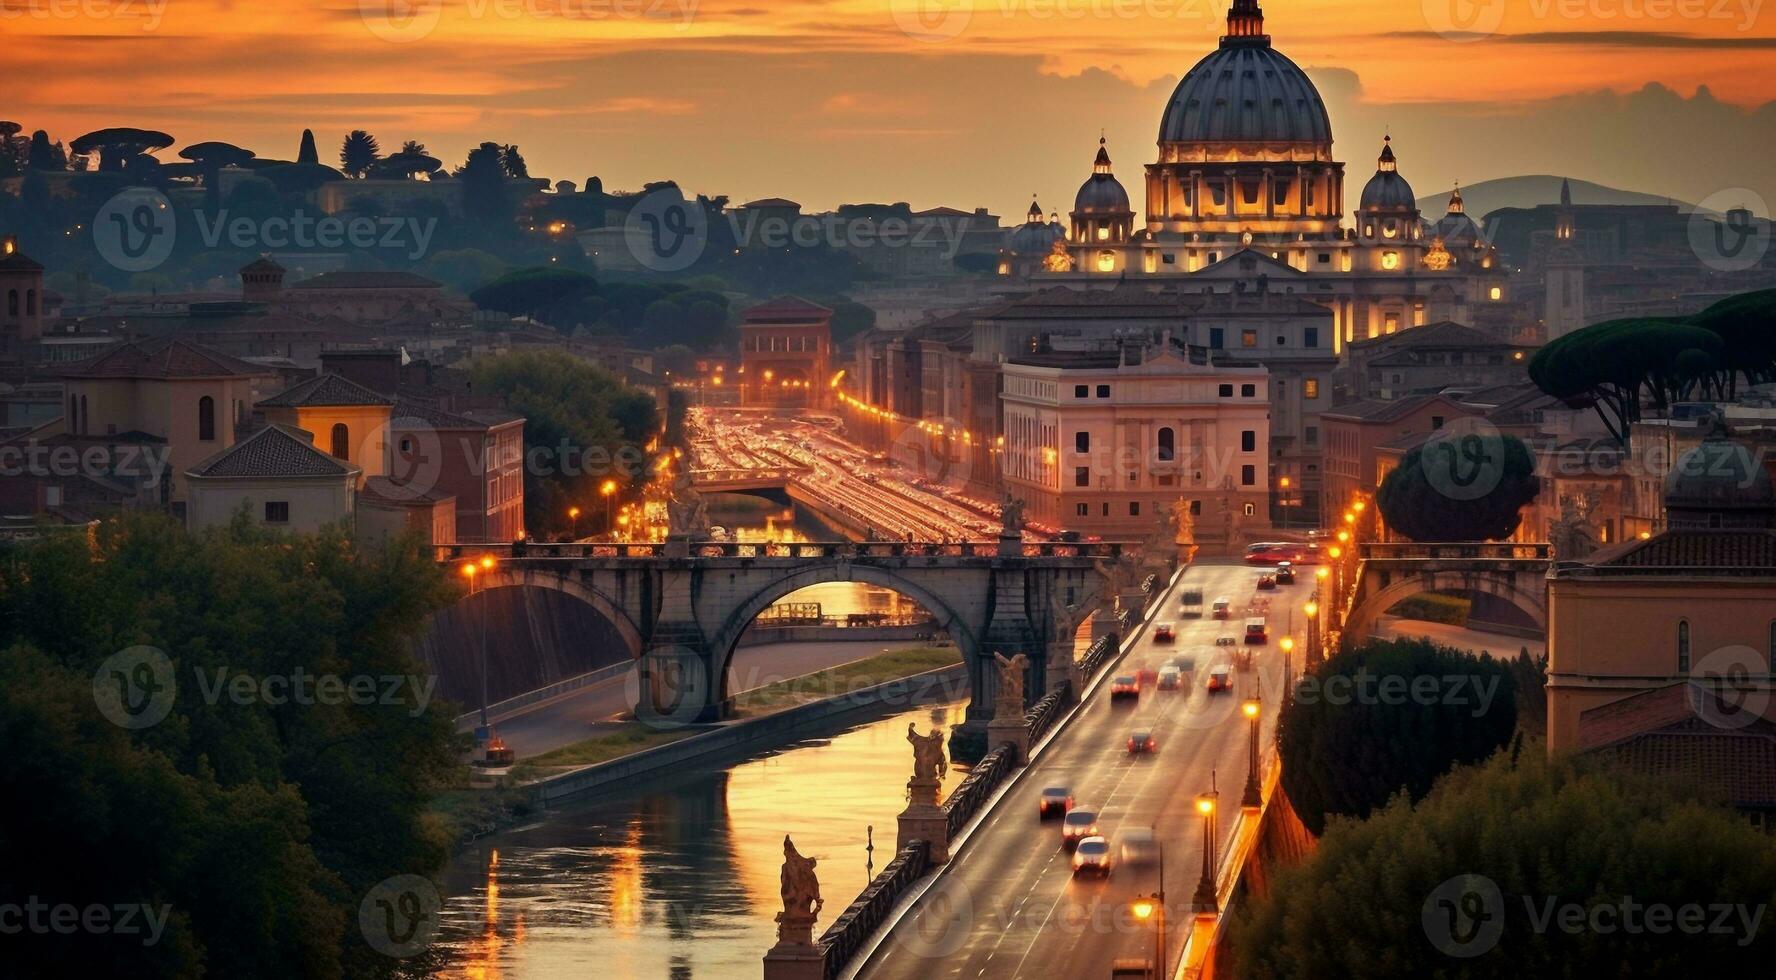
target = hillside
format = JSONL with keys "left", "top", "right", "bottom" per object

{"left": 1416, "top": 176, "right": 1696, "bottom": 222}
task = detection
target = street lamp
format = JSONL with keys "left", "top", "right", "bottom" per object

{"left": 600, "top": 479, "right": 618, "bottom": 538}
{"left": 462, "top": 555, "right": 497, "bottom": 741}
{"left": 1131, "top": 855, "right": 1166, "bottom": 980}
{"left": 1241, "top": 695, "right": 1263, "bottom": 808}
{"left": 568, "top": 506, "right": 581, "bottom": 540}
{"left": 1279, "top": 635, "right": 1295, "bottom": 691}
{"left": 1192, "top": 788, "right": 1219, "bottom": 914}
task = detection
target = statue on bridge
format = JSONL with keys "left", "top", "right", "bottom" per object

{"left": 999, "top": 494, "right": 1026, "bottom": 540}
{"left": 774, "top": 835, "right": 823, "bottom": 947}
{"left": 667, "top": 468, "right": 711, "bottom": 541}
{"left": 993, "top": 652, "right": 1029, "bottom": 718}
{"left": 906, "top": 723, "right": 947, "bottom": 807}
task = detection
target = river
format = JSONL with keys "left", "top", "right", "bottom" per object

{"left": 434, "top": 698, "right": 968, "bottom": 979}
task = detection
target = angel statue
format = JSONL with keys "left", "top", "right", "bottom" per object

{"left": 775, "top": 835, "right": 823, "bottom": 946}
{"left": 994, "top": 652, "right": 1029, "bottom": 717}
{"left": 906, "top": 722, "right": 947, "bottom": 783}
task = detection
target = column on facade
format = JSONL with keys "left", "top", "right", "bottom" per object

{"left": 1263, "top": 168, "right": 1275, "bottom": 220}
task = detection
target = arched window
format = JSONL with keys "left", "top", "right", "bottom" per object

{"left": 5, "top": 290, "right": 16, "bottom": 316}
{"left": 197, "top": 396, "right": 215, "bottom": 441}
{"left": 78, "top": 395, "right": 87, "bottom": 435}
{"left": 1677, "top": 620, "right": 1691, "bottom": 674}
{"left": 330, "top": 423, "right": 350, "bottom": 460}
{"left": 24, "top": 290, "right": 35, "bottom": 316}
{"left": 67, "top": 395, "right": 76, "bottom": 431}
{"left": 1157, "top": 427, "right": 1176, "bottom": 463}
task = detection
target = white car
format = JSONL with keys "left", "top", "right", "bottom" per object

{"left": 1072, "top": 836, "right": 1112, "bottom": 877}
{"left": 1119, "top": 828, "right": 1159, "bottom": 866}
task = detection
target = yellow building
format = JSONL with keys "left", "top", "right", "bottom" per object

{"left": 1546, "top": 425, "right": 1776, "bottom": 814}
{"left": 185, "top": 423, "right": 359, "bottom": 532}
{"left": 256, "top": 373, "right": 395, "bottom": 488}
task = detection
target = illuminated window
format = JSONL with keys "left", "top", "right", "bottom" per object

{"left": 1489, "top": 286, "right": 1503, "bottom": 300}
{"left": 1381, "top": 252, "right": 1400, "bottom": 270}
{"left": 1096, "top": 250, "right": 1116, "bottom": 272}
{"left": 1097, "top": 226, "right": 1110, "bottom": 241}
{"left": 1304, "top": 379, "right": 1320, "bottom": 400}
{"left": 1242, "top": 329, "right": 1257, "bottom": 348}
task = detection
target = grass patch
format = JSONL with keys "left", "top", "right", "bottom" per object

{"left": 1389, "top": 592, "right": 1472, "bottom": 627}
{"left": 731, "top": 645, "right": 960, "bottom": 717}
{"left": 518, "top": 726, "right": 697, "bottom": 774}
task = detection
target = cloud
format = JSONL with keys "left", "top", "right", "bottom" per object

{"left": 1380, "top": 29, "right": 1776, "bottom": 48}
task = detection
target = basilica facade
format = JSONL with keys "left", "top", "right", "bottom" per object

{"left": 1001, "top": 0, "right": 1511, "bottom": 352}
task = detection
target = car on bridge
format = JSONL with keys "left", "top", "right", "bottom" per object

{"left": 1061, "top": 808, "right": 1100, "bottom": 849}
{"left": 1119, "top": 828, "right": 1159, "bottom": 867}
{"left": 1156, "top": 665, "right": 1183, "bottom": 690}
{"left": 1072, "top": 836, "right": 1112, "bottom": 877}
{"left": 1127, "top": 729, "right": 1156, "bottom": 754}
{"left": 1154, "top": 622, "right": 1176, "bottom": 642}
{"left": 1038, "top": 786, "right": 1075, "bottom": 819}
{"left": 1211, "top": 596, "right": 1233, "bottom": 618}
{"left": 1275, "top": 561, "right": 1296, "bottom": 584}
{"left": 1110, "top": 675, "right": 1141, "bottom": 700}
{"left": 1167, "top": 654, "right": 1198, "bottom": 673}
{"left": 1215, "top": 634, "right": 1237, "bottom": 648}
{"left": 1206, "top": 664, "right": 1233, "bottom": 693}
{"left": 1256, "top": 573, "right": 1277, "bottom": 591}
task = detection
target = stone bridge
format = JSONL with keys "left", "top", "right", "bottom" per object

{"left": 688, "top": 466, "right": 807, "bottom": 493}
{"left": 437, "top": 539, "right": 1120, "bottom": 754}
{"left": 1342, "top": 541, "right": 1551, "bottom": 648}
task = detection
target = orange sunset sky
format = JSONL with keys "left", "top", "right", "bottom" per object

{"left": 7, "top": 0, "right": 1775, "bottom": 216}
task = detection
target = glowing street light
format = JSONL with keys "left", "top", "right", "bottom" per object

{"left": 1241, "top": 694, "right": 1263, "bottom": 808}
{"left": 601, "top": 479, "right": 619, "bottom": 538}
{"left": 1192, "top": 786, "right": 1219, "bottom": 914}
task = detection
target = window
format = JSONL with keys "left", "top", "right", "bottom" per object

{"left": 1102, "top": 503, "right": 1110, "bottom": 516}
{"left": 1157, "top": 427, "right": 1175, "bottom": 463}
{"left": 1075, "top": 384, "right": 1090, "bottom": 398}
{"left": 330, "top": 423, "right": 350, "bottom": 459}
{"left": 1317, "top": 252, "right": 1330, "bottom": 264}
{"left": 264, "top": 501, "right": 290, "bottom": 524}
{"left": 1431, "top": 416, "right": 1446, "bottom": 429}
{"left": 1304, "top": 379, "right": 1320, "bottom": 400}
{"left": 4, "top": 290, "right": 15, "bottom": 316}
{"left": 1304, "top": 327, "right": 1319, "bottom": 348}
{"left": 1075, "top": 431, "right": 1090, "bottom": 453}
{"left": 1241, "top": 329, "right": 1258, "bottom": 348}
{"left": 1129, "top": 502, "right": 1141, "bottom": 517}
{"left": 1273, "top": 180, "right": 1290, "bottom": 206}
{"left": 198, "top": 396, "right": 215, "bottom": 441}
{"left": 1241, "top": 384, "right": 1256, "bottom": 397}
{"left": 1076, "top": 503, "right": 1089, "bottom": 517}
{"left": 1243, "top": 502, "right": 1256, "bottom": 516}
{"left": 79, "top": 395, "right": 87, "bottom": 435}
{"left": 1241, "top": 464, "right": 1256, "bottom": 486}
{"left": 1096, "top": 384, "right": 1110, "bottom": 398}
{"left": 1305, "top": 425, "right": 1319, "bottom": 447}
{"left": 1218, "top": 384, "right": 1234, "bottom": 398}
{"left": 399, "top": 437, "right": 412, "bottom": 452}
{"left": 1677, "top": 621, "right": 1691, "bottom": 673}
{"left": 1189, "top": 499, "right": 1202, "bottom": 516}
{"left": 1075, "top": 466, "right": 1090, "bottom": 488}
{"left": 25, "top": 290, "right": 35, "bottom": 316}
{"left": 1241, "top": 430, "right": 1257, "bottom": 453}
{"left": 1209, "top": 328, "right": 1225, "bottom": 349}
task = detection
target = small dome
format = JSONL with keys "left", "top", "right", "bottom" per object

{"left": 1074, "top": 138, "right": 1131, "bottom": 215}
{"left": 1008, "top": 205, "right": 1066, "bottom": 254}
{"left": 1359, "top": 136, "right": 1416, "bottom": 211}
{"left": 1664, "top": 422, "right": 1776, "bottom": 529}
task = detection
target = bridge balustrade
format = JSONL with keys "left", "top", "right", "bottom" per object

{"left": 942, "top": 745, "right": 1016, "bottom": 840}
{"left": 434, "top": 540, "right": 1130, "bottom": 563}
{"left": 1358, "top": 541, "right": 1551, "bottom": 562}
{"left": 816, "top": 841, "right": 930, "bottom": 980}
{"left": 1024, "top": 688, "right": 1068, "bottom": 745}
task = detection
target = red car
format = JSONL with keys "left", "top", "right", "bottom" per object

{"left": 1110, "top": 675, "right": 1141, "bottom": 700}
{"left": 1127, "top": 730, "right": 1156, "bottom": 754}
{"left": 1154, "top": 622, "right": 1176, "bottom": 642}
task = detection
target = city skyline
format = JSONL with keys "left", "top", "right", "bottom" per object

{"left": 9, "top": 1, "right": 1776, "bottom": 215}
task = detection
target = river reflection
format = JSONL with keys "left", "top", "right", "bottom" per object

{"left": 436, "top": 699, "right": 969, "bottom": 979}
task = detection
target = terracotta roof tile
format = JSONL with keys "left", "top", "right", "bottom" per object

{"left": 186, "top": 424, "right": 357, "bottom": 479}
{"left": 57, "top": 336, "right": 272, "bottom": 380}
{"left": 257, "top": 372, "right": 395, "bottom": 408}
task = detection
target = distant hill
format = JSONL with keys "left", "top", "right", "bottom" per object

{"left": 1416, "top": 176, "right": 1698, "bottom": 223}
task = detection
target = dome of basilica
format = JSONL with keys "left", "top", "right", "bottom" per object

{"left": 1158, "top": 0, "right": 1331, "bottom": 147}
{"left": 1074, "top": 139, "right": 1132, "bottom": 215}
{"left": 1359, "top": 136, "right": 1417, "bottom": 211}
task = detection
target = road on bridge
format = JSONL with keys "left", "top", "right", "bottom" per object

{"left": 859, "top": 561, "right": 1292, "bottom": 980}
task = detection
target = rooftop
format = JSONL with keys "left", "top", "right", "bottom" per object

{"left": 58, "top": 336, "right": 272, "bottom": 381}
{"left": 257, "top": 372, "right": 396, "bottom": 408}
{"left": 186, "top": 423, "right": 359, "bottom": 480}
{"left": 290, "top": 270, "right": 443, "bottom": 290}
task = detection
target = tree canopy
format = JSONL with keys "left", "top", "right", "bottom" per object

{"left": 0, "top": 514, "right": 460, "bottom": 978}
{"left": 1528, "top": 317, "right": 1729, "bottom": 447}
{"left": 1231, "top": 750, "right": 1776, "bottom": 977}
{"left": 1376, "top": 432, "right": 1540, "bottom": 542}
{"left": 1277, "top": 637, "right": 1521, "bottom": 836}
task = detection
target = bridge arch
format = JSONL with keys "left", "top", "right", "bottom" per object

{"left": 704, "top": 561, "right": 982, "bottom": 707}
{"left": 1344, "top": 568, "right": 1547, "bottom": 649}
{"left": 474, "top": 565, "right": 646, "bottom": 661}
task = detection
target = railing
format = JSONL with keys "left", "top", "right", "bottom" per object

{"left": 434, "top": 540, "right": 1129, "bottom": 563}
{"left": 1358, "top": 541, "right": 1551, "bottom": 562}
{"left": 1024, "top": 687, "right": 1068, "bottom": 745}
{"left": 688, "top": 466, "right": 806, "bottom": 484}
{"left": 817, "top": 841, "right": 930, "bottom": 980}
{"left": 942, "top": 744, "right": 1016, "bottom": 839}
{"left": 1079, "top": 633, "right": 1119, "bottom": 676}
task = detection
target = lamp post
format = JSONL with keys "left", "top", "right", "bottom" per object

{"left": 1131, "top": 838, "right": 1166, "bottom": 980}
{"left": 567, "top": 506, "right": 581, "bottom": 541}
{"left": 461, "top": 554, "right": 497, "bottom": 742}
{"left": 600, "top": 479, "right": 618, "bottom": 538}
{"left": 1241, "top": 694, "right": 1263, "bottom": 808}
{"left": 1191, "top": 784, "right": 1219, "bottom": 914}
{"left": 1278, "top": 475, "right": 1292, "bottom": 530}
{"left": 1304, "top": 595, "right": 1321, "bottom": 668}
{"left": 1279, "top": 634, "right": 1295, "bottom": 695}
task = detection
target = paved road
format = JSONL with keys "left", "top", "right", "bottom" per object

{"left": 860, "top": 561, "right": 1297, "bottom": 980}
{"left": 488, "top": 640, "right": 939, "bottom": 757}
{"left": 1373, "top": 615, "right": 1545, "bottom": 659}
